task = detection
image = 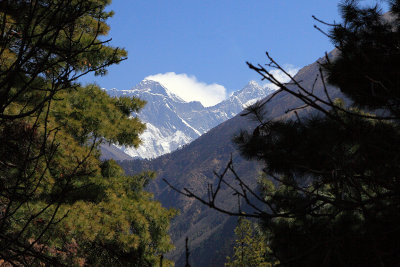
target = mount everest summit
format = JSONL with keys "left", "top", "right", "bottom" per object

{"left": 105, "top": 79, "right": 274, "bottom": 159}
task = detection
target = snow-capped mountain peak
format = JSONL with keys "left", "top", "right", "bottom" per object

{"left": 123, "top": 79, "right": 185, "bottom": 103}
{"left": 247, "top": 80, "right": 262, "bottom": 88}
{"left": 104, "top": 80, "right": 273, "bottom": 159}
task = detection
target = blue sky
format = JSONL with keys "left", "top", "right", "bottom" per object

{"left": 80, "top": 0, "right": 385, "bottom": 106}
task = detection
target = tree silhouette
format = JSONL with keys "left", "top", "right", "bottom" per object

{"left": 169, "top": 0, "right": 400, "bottom": 265}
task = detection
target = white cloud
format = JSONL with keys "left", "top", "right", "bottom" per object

{"left": 263, "top": 65, "right": 300, "bottom": 90}
{"left": 144, "top": 72, "right": 227, "bottom": 107}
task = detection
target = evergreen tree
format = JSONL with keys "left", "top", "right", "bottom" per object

{"left": 225, "top": 218, "right": 274, "bottom": 267}
{"left": 235, "top": 1, "right": 400, "bottom": 265}
{"left": 0, "top": 1, "right": 175, "bottom": 265}
{"left": 177, "top": 0, "right": 400, "bottom": 266}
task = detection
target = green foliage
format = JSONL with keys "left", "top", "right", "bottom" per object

{"left": 0, "top": 1, "right": 174, "bottom": 266}
{"left": 53, "top": 85, "right": 146, "bottom": 146}
{"left": 53, "top": 164, "right": 176, "bottom": 266}
{"left": 0, "top": 83, "right": 176, "bottom": 265}
{"left": 116, "top": 96, "right": 147, "bottom": 117}
{"left": 226, "top": 218, "right": 275, "bottom": 267}
{"left": 0, "top": 0, "right": 127, "bottom": 119}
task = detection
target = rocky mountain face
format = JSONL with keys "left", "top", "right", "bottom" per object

{"left": 119, "top": 54, "right": 344, "bottom": 266}
{"left": 106, "top": 80, "right": 274, "bottom": 159}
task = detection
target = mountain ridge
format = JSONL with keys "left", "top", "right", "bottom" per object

{"left": 120, "top": 54, "right": 344, "bottom": 266}
{"left": 106, "top": 79, "right": 275, "bottom": 159}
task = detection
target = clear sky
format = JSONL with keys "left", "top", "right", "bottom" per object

{"left": 80, "top": 0, "right": 385, "bottom": 106}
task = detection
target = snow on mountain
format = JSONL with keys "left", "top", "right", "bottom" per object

{"left": 117, "top": 123, "right": 192, "bottom": 159}
{"left": 209, "top": 80, "right": 272, "bottom": 119}
{"left": 106, "top": 79, "right": 274, "bottom": 159}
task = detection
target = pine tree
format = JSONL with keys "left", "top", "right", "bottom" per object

{"left": 225, "top": 218, "right": 274, "bottom": 267}
{"left": 0, "top": 1, "right": 175, "bottom": 265}
{"left": 234, "top": 1, "right": 400, "bottom": 265}
{"left": 177, "top": 0, "right": 400, "bottom": 266}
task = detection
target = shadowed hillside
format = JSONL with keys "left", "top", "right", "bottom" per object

{"left": 120, "top": 52, "right": 343, "bottom": 266}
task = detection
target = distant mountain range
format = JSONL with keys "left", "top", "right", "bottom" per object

{"left": 119, "top": 53, "right": 343, "bottom": 266}
{"left": 104, "top": 80, "right": 274, "bottom": 159}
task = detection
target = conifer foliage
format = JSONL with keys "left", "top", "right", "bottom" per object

{"left": 225, "top": 218, "right": 273, "bottom": 267}
{"left": 237, "top": 1, "right": 400, "bottom": 265}
{"left": 0, "top": 1, "right": 174, "bottom": 266}
{"left": 174, "top": 0, "right": 400, "bottom": 266}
